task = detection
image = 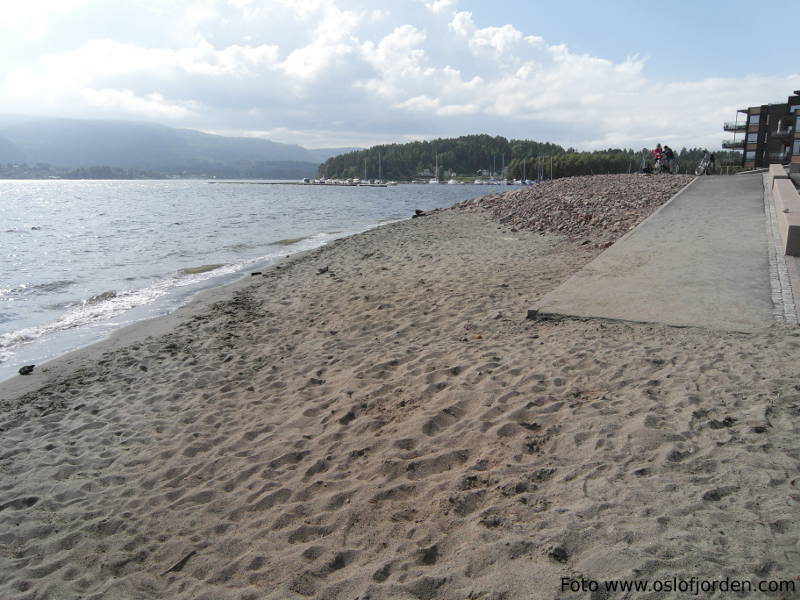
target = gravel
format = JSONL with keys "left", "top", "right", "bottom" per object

{"left": 453, "top": 174, "right": 695, "bottom": 247}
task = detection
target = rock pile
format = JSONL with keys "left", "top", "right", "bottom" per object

{"left": 454, "top": 174, "right": 694, "bottom": 246}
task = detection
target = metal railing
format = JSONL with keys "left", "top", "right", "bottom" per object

{"left": 723, "top": 121, "right": 746, "bottom": 131}
{"left": 722, "top": 139, "right": 745, "bottom": 149}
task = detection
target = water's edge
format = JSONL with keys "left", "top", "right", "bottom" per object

{"left": 0, "top": 215, "right": 412, "bottom": 396}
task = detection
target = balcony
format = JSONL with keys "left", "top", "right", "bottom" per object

{"left": 722, "top": 139, "right": 745, "bottom": 149}
{"left": 723, "top": 121, "right": 746, "bottom": 132}
{"left": 767, "top": 152, "right": 790, "bottom": 163}
{"left": 773, "top": 127, "right": 793, "bottom": 139}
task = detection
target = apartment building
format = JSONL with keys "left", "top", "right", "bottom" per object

{"left": 723, "top": 90, "right": 800, "bottom": 170}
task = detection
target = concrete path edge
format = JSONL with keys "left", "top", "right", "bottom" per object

{"left": 528, "top": 176, "right": 699, "bottom": 323}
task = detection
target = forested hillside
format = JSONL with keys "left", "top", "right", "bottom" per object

{"left": 318, "top": 136, "right": 743, "bottom": 180}
{"left": 317, "top": 135, "right": 563, "bottom": 180}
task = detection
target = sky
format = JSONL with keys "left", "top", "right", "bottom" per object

{"left": 0, "top": 0, "right": 797, "bottom": 151}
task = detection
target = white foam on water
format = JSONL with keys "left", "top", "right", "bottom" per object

{"left": 0, "top": 228, "right": 347, "bottom": 374}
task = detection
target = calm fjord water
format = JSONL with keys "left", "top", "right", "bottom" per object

{"left": 0, "top": 179, "right": 497, "bottom": 382}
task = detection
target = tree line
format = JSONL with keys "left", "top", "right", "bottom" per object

{"left": 507, "top": 148, "right": 744, "bottom": 178}
{"left": 317, "top": 136, "right": 743, "bottom": 180}
{"left": 0, "top": 163, "right": 166, "bottom": 179}
{"left": 0, "top": 160, "right": 318, "bottom": 180}
{"left": 317, "top": 135, "right": 563, "bottom": 180}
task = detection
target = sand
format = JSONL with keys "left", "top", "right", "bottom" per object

{"left": 1, "top": 207, "right": 800, "bottom": 600}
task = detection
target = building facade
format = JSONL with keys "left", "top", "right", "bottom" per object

{"left": 723, "top": 90, "right": 800, "bottom": 170}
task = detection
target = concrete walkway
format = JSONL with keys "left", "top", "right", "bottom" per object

{"left": 532, "top": 174, "right": 786, "bottom": 332}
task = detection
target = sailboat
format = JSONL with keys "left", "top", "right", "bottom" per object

{"left": 428, "top": 153, "right": 439, "bottom": 184}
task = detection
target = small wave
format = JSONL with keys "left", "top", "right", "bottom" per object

{"left": 0, "top": 312, "right": 18, "bottom": 325}
{"left": 0, "top": 286, "right": 164, "bottom": 355}
{"left": 270, "top": 236, "right": 310, "bottom": 246}
{"left": 32, "top": 279, "right": 77, "bottom": 293}
{"left": 226, "top": 241, "right": 267, "bottom": 253}
{"left": 178, "top": 264, "right": 225, "bottom": 275}
{"left": 1, "top": 279, "right": 77, "bottom": 298}
{"left": 0, "top": 229, "right": 361, "bottom": 364}
{"left": 86, "top": 290, "right": 117, "bottom": 304}
{"left": 0, "top": 330, "right": 36, "bottom": 352}
{"left": 44, "top": 301, "right": 77, "bottom": 311}
{"left": 0, "top": 263, "right": 242, "bottom": 359}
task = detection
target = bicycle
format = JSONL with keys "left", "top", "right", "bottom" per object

{"left": 695, "top": 158, "right": 710, "bottom": 175}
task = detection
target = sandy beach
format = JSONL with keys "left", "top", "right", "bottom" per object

{"left": 2, "top": 180, "right": 800, "bottom": 599}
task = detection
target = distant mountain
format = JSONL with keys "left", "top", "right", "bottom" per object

{"left": 0, "top": 117, "right": 322, "bottom": 178}
{"left": 307, "top": 147, "right": 364, "bottom": 163}
{"left": 0, "top": 135, "right": 22, "bottom": 163}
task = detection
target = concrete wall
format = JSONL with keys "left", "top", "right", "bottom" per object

{"left": 770, "top": 164, "right": 789, "bottom": 181}
{"left": 771, "top": 167, "right": 800, "bottom": 255}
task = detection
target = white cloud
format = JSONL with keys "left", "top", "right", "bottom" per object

{"left": 280, "top": 41, "right": 354, "bottom": 80}
{"left": 39, "top": 38, "right": 280, "bottom": 80}
{"left": 0, "top": 0, "right": 91, "bottom": 39}
{"left": 425, "top": 0, "right": 457, "bottom": 14}
{"left": 0, "top": 0, "right": 797, "bottom": 151}
{"left": 275, "top": 1, "right": 368, "bottom": 87}
{"left": 77, "top": 88, "right": 200, "bottom": 119}
{"left": 358, "top": 25, "right": 430, "bottom": 100}
{"left": 394, "top": 96, "right": 478, "bottom": 117}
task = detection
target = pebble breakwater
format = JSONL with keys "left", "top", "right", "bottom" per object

{"left": 454, "top": 174, "right": 695, "bottom": 246}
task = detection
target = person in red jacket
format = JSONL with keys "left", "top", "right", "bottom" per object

{"left": 652, "top": 143, "right": 664, "bottom": 162}
{"left": 651, "top": 144, "right": 665, "bottom": 172}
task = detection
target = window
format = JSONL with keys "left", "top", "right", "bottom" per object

{"left": 745, "top": 151, "right": 756, "bottom": 161}
{"left": 749, "top": 114, "right": 760, "bottom": 126}
{"left": 794, "top": 140, "right": 800, "bottom": 156}
{"left": 795, "top": 115, "right": 800, "bottom": 131}
{"left": 746, "top": 133, "right": 758, "bottom": 143}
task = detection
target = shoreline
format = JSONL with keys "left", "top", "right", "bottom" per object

{"left": 0, "top": 248, "right": 290, "bottom": 400}
{"left": 0, "top": 213, "right": 415, "bottom": 394}
{"left": 2, "top": 203, "right": 800, "bottom": 599}
{"left": 2, "top": 176, "right": 483, "bottom": 387}
{"left": 0, "top": 230, "right": 369, "bottom": 403}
